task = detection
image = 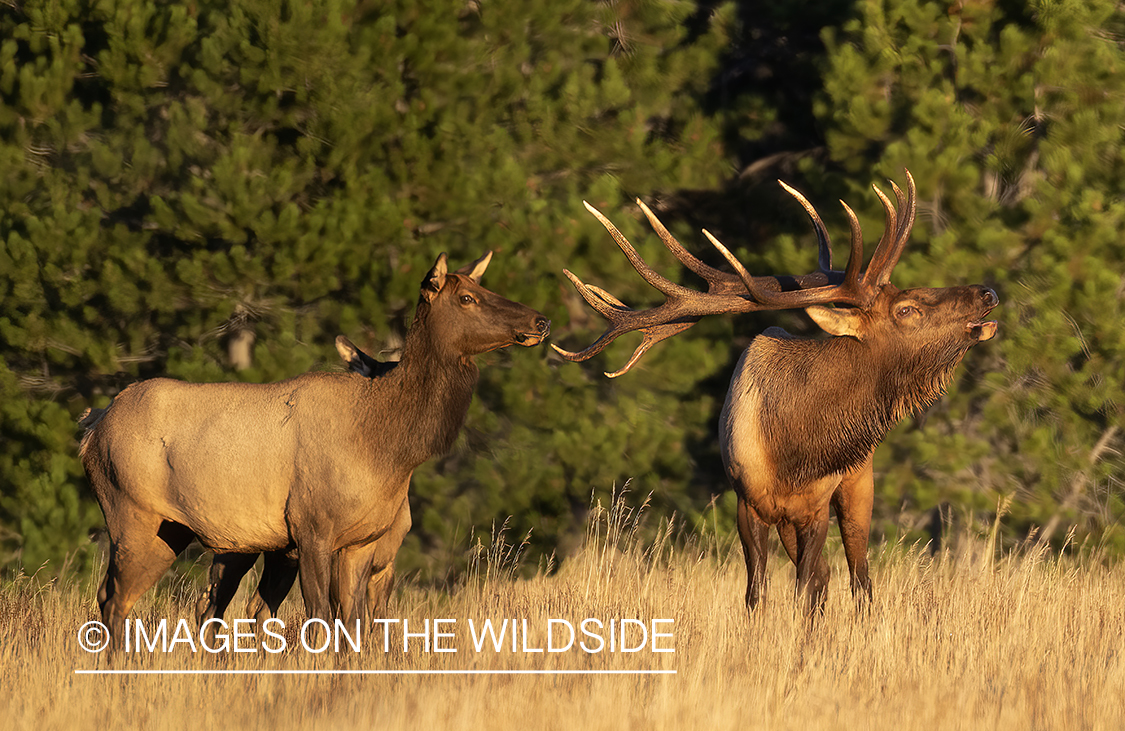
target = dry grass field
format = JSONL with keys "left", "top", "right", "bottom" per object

{"left": 4, "top": 494, "right": 1124, "bottom": 731}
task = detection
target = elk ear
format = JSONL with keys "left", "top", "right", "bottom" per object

{"left": 335, "top": 335, "right": 376, "bottom": 377}
{"left": 806, "top": 305, "right": 865, "bottom": 339}
{"left": 456, "top": 251, "right": 492, "bottom": 284}
{"left": 421, "top": 253, "right": 449, "bottom": 302}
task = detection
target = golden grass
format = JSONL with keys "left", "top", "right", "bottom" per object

{"left": 4, "top": 494, "right": 1124, "bottom": 731}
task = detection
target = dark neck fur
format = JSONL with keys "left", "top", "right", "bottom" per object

{"left": 756, "top": 336, "right": 965, "bottom": 487}
{"left": 372, "top": 302, "right": 480, "bottom": 467}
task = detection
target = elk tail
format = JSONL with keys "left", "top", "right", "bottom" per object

{"left": 77, "top": 406, "right": 112, "bottom": 460}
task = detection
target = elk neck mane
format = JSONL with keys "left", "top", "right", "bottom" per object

{"left": 753, "top": 333, "right": 968, "bottom": 488}
{"left": 361, "top": 298, "right": 480, "bottom": 464}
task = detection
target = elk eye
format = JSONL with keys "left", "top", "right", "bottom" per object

{"left": 896, "top": 305, "right": 920, "bottom": 319}
{"left": 460, "top": 294, "right": 475, "bottom": 305}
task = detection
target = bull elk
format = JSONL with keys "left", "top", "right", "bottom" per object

{"left": 80, "top": 252, "right": 549, "bottom": 641}
{"left": 553, "top": 171, "right": 998, "bottom": 612}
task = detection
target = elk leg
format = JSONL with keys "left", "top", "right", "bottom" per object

{"left": 777, "top": 521, "right": 829, "bottom": 592}
{"left": 777, "top": 521, "right": 798, "bottom": 564}
{"left": 97, "top": 558, "right": 112, "bottom": 608}
{"left": 196, "top": 552, "right": 258, "bottom": 630}
{"left": 100, "top": 517, "right": 195, "bottom": 646}
{"left": 833, "top": 455, "right": 875, "bottom": 605}
{"left": 736, "top": 498, "right": 771, "bottom": 611}
{"left": 331, "top": 544, "right": 375, "bottom": 624}
{"left": 793, "top": 514, "right": 831, "bottom": 614}
{"left": 366, "top": 565, "right": 396, "bottom": 619}
{"left": 296, "top": 540, "right": 332, "bottom": 622}
{"left": 247, "top": 551, "right": 299, "bottom": 624}
{"left": 367, "top": 499, "right": 411, "bottom": 618}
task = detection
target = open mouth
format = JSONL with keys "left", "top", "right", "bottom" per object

{"left": 967, "top": 320, "right": 998, "bottom": 341}
{"left": 514, "top": 324, "right": 550, "bottom": 346}
{"left": 966, "top": 304, "right": 998, "bottom": 342}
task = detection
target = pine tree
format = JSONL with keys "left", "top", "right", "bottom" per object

{"left": 809, "top": 0, "right": 1125, "bottom": 548}
{"left": 0, "top": 0, "right": 741, "bottom": 576}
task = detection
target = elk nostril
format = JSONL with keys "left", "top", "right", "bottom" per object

{"left": 981, "top": 288, "right": 998, "bottom": 307}
{"left": 535, "top": 317, "right": 550, "bottom": 334}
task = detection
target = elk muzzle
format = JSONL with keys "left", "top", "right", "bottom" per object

{"left": 515, "top": 317, "right": 551, "bottom": 346}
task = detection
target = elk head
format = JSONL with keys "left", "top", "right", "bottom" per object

{"left": 418, "top": 252, "right": 551, "bottom": 358}
{"left": 552, "top": 170, "right": 997, "bottom": 377}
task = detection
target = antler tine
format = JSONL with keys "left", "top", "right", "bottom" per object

{"left": 701, "top": 229, "right": 755, "bottom": 290}
{"left": 603, "top": 321, "right": 697, "bottom": 378}
{"left": 729, "top": 181, "right": 871, "bottom": 309}
{"left": 582, "top": 202, "right": 701, "bottom": 301}
{"left": 863, "top": 183, "right": 898, "bottom": 285}
{"left": 635, "top": 200, "right": 748, "bottom": 296}
{"left": 560, "top": 269, "right": 631, "bottom": 321}
{"left": 583, "top": 283, "right": 628, "bottom": 309}
{"left": 894, "top": 171, "right": 917, "bottom": 254}
{"left": 550, "top": 322, "right": 630, "bottom": 363}
{"left": 839, "top": 201, "right": 864, "bottom": 289}
{"left": 865, "top": 170, "right": 916, "bottom": 287}
{"left": 887, "top": 178, "right": 913, "bottom": 251}
{"left": 778, "top": 181, "right": 834, "bottom": 274}
{"left": 700, "top": 228, "right": 784, "bottom": 304}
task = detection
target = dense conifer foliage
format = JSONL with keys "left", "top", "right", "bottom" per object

{"left": 2, "top": 0, "right": 1122, "bottom": 575}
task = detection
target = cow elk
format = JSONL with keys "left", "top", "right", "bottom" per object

{"left": 195, "top": 336, "right": 399, "bottom": 629}
{"left": 553, "top": 171, "right": 998, "bottom": 613}
{"left": 80, "top": 252, "right": 549, "bottom": 643}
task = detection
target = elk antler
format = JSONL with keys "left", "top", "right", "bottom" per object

{"left": 552, "top": 170, "right": 917, "bottom": 376}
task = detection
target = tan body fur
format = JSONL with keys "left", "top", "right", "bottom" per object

{"left": 194, "top": 336, "right": 411, "bottom": 629}
{"left": 81, "top": 253, "right": 549, "bottom": 642}
{"left": 85, "top": 374, "right": 418, "bottom": 551}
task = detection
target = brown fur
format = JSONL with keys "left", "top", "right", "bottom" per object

{"left": 554, "top": 172, "right": 998, "bottom": 617}
{"left": 753, "top": 329, "right": 971, "bottom": 488}
{"left": 722, "top": 283, "right": 998, "bottom": 613}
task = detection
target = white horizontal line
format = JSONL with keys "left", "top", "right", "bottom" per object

{"left": 75, "top": 669, "right": 676, "bottom": 676}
